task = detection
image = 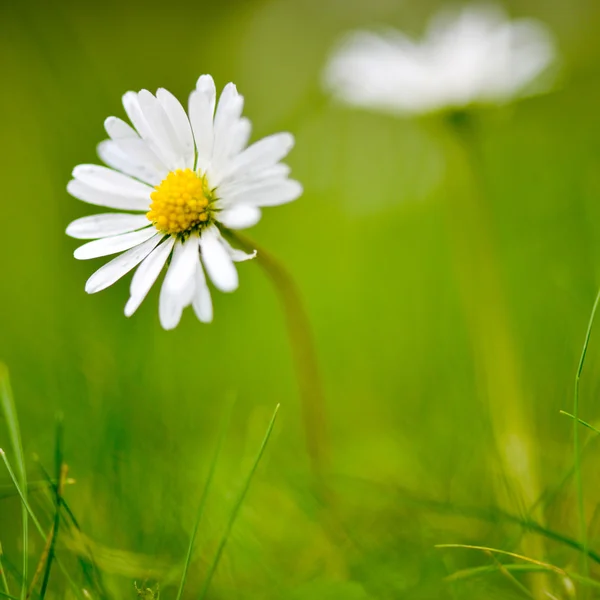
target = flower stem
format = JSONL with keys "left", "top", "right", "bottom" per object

{"left": 224, "top": 230, "right": 330, "bottom": 501}
{"left": 442, "top": 110, "right": 547, "bottom": 597}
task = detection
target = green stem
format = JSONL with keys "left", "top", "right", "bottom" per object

{"left": 442, "top": 111, "right": 547, "bottom": 598}
{"left": 224, "top": 230, "right": 330, "bottom": 500}
{"left": 572, "top": 287, "right": 600, "bottom": 579}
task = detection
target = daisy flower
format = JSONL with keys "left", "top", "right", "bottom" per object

{"left": 323, "top": 3, "right": 556, "bottom": 116}
{"left": 67, "top": 75, "right": 302, "bottom": 330}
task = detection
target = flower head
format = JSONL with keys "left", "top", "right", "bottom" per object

{"left": 67, "top": 75, "right": 301, "bottom": 330}
{"left": 323, "top": 3, "right": 556, "bottom": 116}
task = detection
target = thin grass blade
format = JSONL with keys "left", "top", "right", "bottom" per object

{"left": 560, "top": 411, "right": 600, "bottom": 436}
{"left": 38, "top": 417, "right": 65, "bottom": 600}
{"left": 37, "top": 462, "right": 107, "bottom": 598}
{"left": 0, "top": 541, "right": 10, "bottom": 597}
{"left": 198, "top": 404, "right": 280, "bottom": 600}
{"left": 0, "top": 365, "right": 28, "bottom": 600}
{"left": 571, "top": 288, "right": 600, "bottom": 580}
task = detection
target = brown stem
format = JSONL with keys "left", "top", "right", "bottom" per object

{"left": 224, "top": 229, "right": 330, "bottom": 500}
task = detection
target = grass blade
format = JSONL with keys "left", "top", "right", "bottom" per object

{"left": 199, "top": 404, "right": 280, "bottom": 600}
{"left": 560, "top": 411, "right": 600, "bottom": 436}
{"left": 0, "top": 365, "right": 28, "bottom": 600}
{"left": 436, "top": 543, "right": 567, "bottom": 575}
{"left": 36, "top": 463, "right": 107, "bottom": 599}
{"left": 0, "top": 413, "right": 84, "bottom": 600}
{"left": 175, "top": 397, "right": 234, "bottom": 600}
{"left": 486, "top": 551, "right": 535, "bottom": 599}
{"left": 0, "top": 480, "right": 72, "bottom": 500}
{"left": 0, "top": 541, "right": 10, "bottom": 597}
{"left": 572, "top": 288, "right": 600, "bottom": 580}
{"left": 0, "top": 591, "right": 19, "bottom": 600}
{"left": 38, "top": 417, "right": 66, "bottom": 599}
{"left": 0, "top": 451, "right": 45, "bottom": 538}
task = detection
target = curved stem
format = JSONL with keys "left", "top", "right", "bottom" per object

{"left": 224, "top": 230, "right": 330, "bottom": 500}
{"left": 572, "top": 287, "right": 600, "bottom": 580}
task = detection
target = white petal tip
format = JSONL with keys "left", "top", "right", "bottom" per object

{"left": 196, "top": 74, "right": 215, "bottom": 90}
{"left": 282, "top": 132, "right": 295, "bottom": 151}
{"left": 221, "top": 282, "right": 239, "bottom": 294}
{"left": 291, "top": 181, "right": 303, "bottom": 199}
{"left": 124, "top": 299, "right": 136, "bottom": 318}
{"left": 104, "top": 116, "right": 117, "bottom": 129}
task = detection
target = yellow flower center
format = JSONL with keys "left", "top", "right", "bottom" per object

{"left": 147, "top": 169, "right": 212, "bottom": 235}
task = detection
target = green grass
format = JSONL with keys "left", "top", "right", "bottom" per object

{"left": 2, "top": 0, "right": 600, "bottom": 598}
{"left": 0, "top": 377, "right": 281, "bottom": 599}
{"left": 0, "top": 366, "right": 28, "bottom": 600}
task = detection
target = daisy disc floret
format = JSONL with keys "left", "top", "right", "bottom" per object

{"left": 66, "top": 75, "right": 302, "bottom": 330}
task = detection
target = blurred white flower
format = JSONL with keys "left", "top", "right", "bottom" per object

{"left": 323, "top": 3, "right": 557, "bottom": 115}
{"left": 67, "top": 75, "right": 301, "bottom": 330}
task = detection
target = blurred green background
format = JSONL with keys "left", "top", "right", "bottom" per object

{"left": 2, "top": 0, "right": 600, "bottom": 598}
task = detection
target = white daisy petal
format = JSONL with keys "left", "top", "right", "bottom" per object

{"left": 222, "top": 179, "right": 303, "bottom": 208}
{"left": 217, "top": 205, "right": 262, "bottom": 229}
{"left": 219, "top": 236, "right": 257, "bottom": 262}
{"left": 72, "top": 164, "right": 153, "bottom": 197}
{"left": 223, "top": 133, "right": 295, "bottom": 181}
{"left": 137, "top": 90, "right": 185, "bottom": 170}
{"left": 196, "top": 74, "right": 216, "bottom": 92}
{"left": 163, "top": 233, "right": 200, "bottom": 295}
{"left": 209, "top": 106, "right": 248, "bottom": 186}
{"left": 125, "top": 237, "right": 175, "bottom": 317}
{"left": 229, "top": 117, "right": 252, "bottom": 158}
{"left": 97, "top": 140, "right": 164, "bottom": 186}
{"left": 159, "top": 239, "right": 197, "bottom": 330}
{"left": 123, "top": 91, "right": 178, "bottom": 172}
{"left": 189, "top": 75, "right": 216, "bottom": 172}
{"left": 104, "top": 116, "right": 138, "bottom": 140}
{"left": 212, "top": 84, "right": 244, "bottom": 158}
{"left": 192, "top": 260, "right": 213, "bottom": 323}
{"left": 156, "top": 88, "right": 195, "bottom": 169}
{"left": 215, "top": 83, "right": 239, "bottom": 117}
{"left": 74, "top": 227, "right": 157, "bottom": 260}
{"left": 104, "top": 116, "right": 169, "bottom": 181}
{"left": 217, "top": 163, "right": 292, "bottom": 198}
{"left": 159, "top": 276, "right": 195, "bottom": 330}
{"left": 67, "top": 179, "right": 150, "bottom": 212}
{"left": 66, "top": 213, "right": 150, "bottom": 239}
{"left": 199, "top": 226, "right": 238, "bottom": 292}
{"left": 85, "top": 233, "right": 162, "bottom": 294}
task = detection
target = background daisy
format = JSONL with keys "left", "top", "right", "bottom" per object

{"left": 323, "top": 3, "right": 557, "bottom": 115}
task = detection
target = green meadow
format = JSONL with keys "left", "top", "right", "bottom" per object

{"left": 2, "top": 0, "right": 600, "bottom": 598}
